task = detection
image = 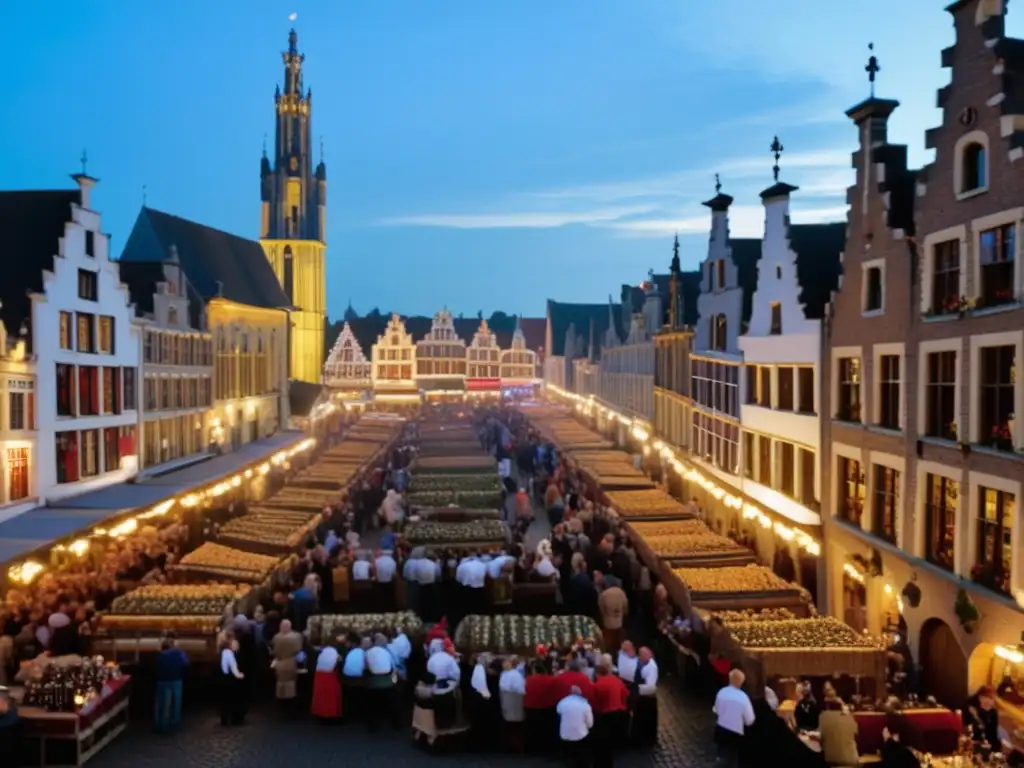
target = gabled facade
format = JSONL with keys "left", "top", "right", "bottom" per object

{"left": 322, "top": 321, "right": 372, "bottom": 392}
{"left": 738, "top": 176, "right": 845, "bottom": 532}
{"left": 466, "top": 318, "right": 501, "bottom": 394}
{"left": 654, "top": 236, "right": 698, "bottom": 453}
{"left": 543, "top": 300, "right": 621, "bottom": 391}
{"left": 371, "top": 314, "right": 418, "bottom": 403}
{"left": 596, "top": 280, "right": 661, "bottom": 422}
{"left": 415, "top": 308, "right": 467, "bottom": 395}
{"left": 499, "top": 317, "right": 539, "bottom": 387}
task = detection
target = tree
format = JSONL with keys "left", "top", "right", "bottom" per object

{"left": 488, "top": 311, "right": 513, "bottom": 331}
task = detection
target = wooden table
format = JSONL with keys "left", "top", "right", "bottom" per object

{"left": 12, "top": 675, "right": 131, "bottom": 767}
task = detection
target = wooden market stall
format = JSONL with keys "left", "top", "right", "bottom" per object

{"left": 625, "top": 520, "right": 756, "bottom": 570}
{"left": 403, "top": 519, "right": 509, "bottom": 551}
{"left": 413, "top": 507, "right": 501, "bottom": 523}
{"left": 412, "top": 456, "right": 496, "bottom": 474}
{"left": 453, "top": 614, "right": 603, "bottom": 656}
{"left": 603, "top": 489, "right": 694, "bottom": 522}
{"left": 664, "top": 564, "right": 814, "bottom": 617}
{"left": 307, "top": 611, "right": 424, "bottom": 648}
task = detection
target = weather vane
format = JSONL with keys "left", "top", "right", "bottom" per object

{"left": 714, "top": 173, "right": 721, "bottom": 194}
{"left": 142, "top": 184, "right": 147, "bottom": 205}
{"left": 770, "top": 136, "right": 784, "bottom": 182}
{"left": 866, "top": 43, "right": 880, "bottom": 98}
{"left": 319, "top": 135, "right": 324, "bottom": 163}
{"left": 80, "top": 149, "right": 88, "bottom": 176}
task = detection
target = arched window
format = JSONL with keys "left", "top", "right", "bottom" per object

{"left": 283, "top": 246, "right": 294, "bottom": 300}
{"left": 961, "top": 142, "right": 986, "bottom": 193}
{"left": 167, "top": 307, "right": 178, "bottom": 326}
{"left": 715, "top": 314, "right": 728, "bottom": 351}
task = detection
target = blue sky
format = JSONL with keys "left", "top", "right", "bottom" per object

{"left": 5, "top": 1, "right": 1016, "bottom": 319}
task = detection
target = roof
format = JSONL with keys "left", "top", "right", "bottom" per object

{"left": 0, "top": 431, "right": 306, "bottom": 566}
{"left": 790, "top": 223, "right": 846, "bottom": 319}
{"left": 0, "top": 189, "right": 80, "bottom": 348}
{"left": 730, "top": 238, "right": 763, "bottom": 327}
{"left": 680, "top": 270, "right": 701, "bottom": 327}
{"left": 117, "top": 260, "right": 206, "bottom": 330}
{"left": 546, "top": 300, "right": 622, "bottom": 357}
{"left": 335, "top": 315, "right": 546, "bottom": 358}
{"left": 118, "top": 207, "right": 290, "bottom": 310}
{"left": 288, "top": 380, "right": 324, "bottom": 418}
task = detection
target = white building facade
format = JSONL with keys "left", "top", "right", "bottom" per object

{"left": 322, "top": 321, "right": 372, "bottom": 393}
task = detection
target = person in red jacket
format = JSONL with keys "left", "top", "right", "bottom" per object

{"left": 593, "top": 662, "right": 630, "bottom": 764}
{"left": 552, "top": 658, "right": 596, "bottom": 707}
{"left": 524, "top": 659, "right": 557, "bottom": 753}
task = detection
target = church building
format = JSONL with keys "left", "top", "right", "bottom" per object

{"left": 259, "top": 29, "right": 328, "bottom": 384}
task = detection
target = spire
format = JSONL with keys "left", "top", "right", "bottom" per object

{"left": 770, "top": 135, "right": 784, "bottom": 182}
{"left": 846, "top": 42, "right": 899, "bottom": 124}
{"left": 702, "top": 174, "right": 733, "bottom": 211}
{"left": 670, "top": 232, "right": 681, "bottom": 273}
{"left": 760, "top": 135, "right": 799, "bottom": 199}
{"left": 288, "top": 28, "right": 298, "bottom": 55}
{"left": 866, "top": 42, "right": 880, "bottom": 98}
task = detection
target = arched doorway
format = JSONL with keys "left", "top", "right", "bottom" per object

{"left": 919, "top": 618, "right": 968, "bottom": 707}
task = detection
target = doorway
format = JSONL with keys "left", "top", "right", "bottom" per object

{"left": 919, "top": 618, "right": 968, "bottom": 707}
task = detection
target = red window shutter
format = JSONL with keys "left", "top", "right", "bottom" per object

{"left": 90, "top": 369, "right": 99, "bottom": 414}
{"left": 27, "top": 392, "right": 35, "bottom": 430}
{"left": 118, "top": 432, "right": 135, "bottom": 458}
{"left": 114, "top": 369, "right": 122, "bottom": 413}
{"left": 66, "top": 444, "right": 79, "bottom": 482}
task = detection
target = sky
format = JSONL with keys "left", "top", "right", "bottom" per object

{"left": 5, "top": 1, "right": 1017, "bottom": 320}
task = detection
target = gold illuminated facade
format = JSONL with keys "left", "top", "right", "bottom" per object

{"left": 0, "top": 327, "right": 35, "bottom": 512}
{"left": 499, "top": 318, "right": 539, "bottom": 384}
{"left": 207, "top": 299, "right": 289, "bottom": 450}
{"left": 371, "top": 314, "right": 418, "bottom": 403}
{"left": 259, "top": 29, "right": 327, "bottom": 384}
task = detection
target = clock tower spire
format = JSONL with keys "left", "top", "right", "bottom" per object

{"left": 259, "top": 27, "right": 327, "bottom": 384}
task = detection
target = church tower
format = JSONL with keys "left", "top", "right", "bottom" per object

{"left": 259, "top": 28, "right": 327, "bottom": 384}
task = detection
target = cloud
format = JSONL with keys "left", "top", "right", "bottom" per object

{"left": 378, "top": 203, "right": 657, "bottom": 230}
{"left": 600, "top": 204, "right": 849, "bottom": 239}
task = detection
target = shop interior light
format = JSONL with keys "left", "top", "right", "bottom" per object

{"left": 108, "top": 518, "right": 138, "bottom": 538}
{"left": 9, "top": 561, "right": 44, "bottom": 584}
{"left": 67, "top": 539, "right": 90, "bottom": 557}
{"left": 996, "top": 645, "right": 1024, "bottom": 665}
{"left": 843, "top": 562, "right": 866, "bottom": 584}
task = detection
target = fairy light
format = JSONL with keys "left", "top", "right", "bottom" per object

{"left": 843, "top": 562, "right": 866, "bottom": 584}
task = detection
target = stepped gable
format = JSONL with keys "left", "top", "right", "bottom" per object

{"left": 790, "top": 223, "right": 847, "bottom": 319}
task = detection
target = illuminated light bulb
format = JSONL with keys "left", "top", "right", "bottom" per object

{"left": 68, "top": 539, "right": 90, "bottom": 557}
{"left": 995, "top": 645, "right": 1024, "bottom": 665}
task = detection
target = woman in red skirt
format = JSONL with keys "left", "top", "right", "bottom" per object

{"left": 311, "top": 644, "right": 343, "bottom": 721}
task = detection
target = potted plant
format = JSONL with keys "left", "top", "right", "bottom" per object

{"left": 991, "top": 423, "right": 1013, "bottom": 452}
{"left": 901, "top": 579, "right": 922, "bottom": 609}
{"left": 868, "top": 548, "right": 884, "bottom": 579}
{"left": 955, "top": 587, "right": 979, "bottom": 634}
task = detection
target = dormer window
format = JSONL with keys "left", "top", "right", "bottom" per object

{"left": 961, "top": 143, "right": 986, "bottom": 193}
{"left": 714, "top": 315, "right": 727, "bottom": 351}
{"left": 954, "top": 130, "right": 989, "bottom": 199}
{"left": 716, "top": 260, "right": 726, "bottom": 291}
{"left": 770, "top": 303, "right": 782, "bottom": 335}
{"left": 168, "top": 307, "right": 178, "bottom": 326}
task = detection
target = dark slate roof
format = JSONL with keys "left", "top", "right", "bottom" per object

{"left": 518, "top": 318, "right": 546, "bottom": 355}
{"left": 118, "top": 207, "right": 290, "bottom": 310}
{"left": 289, "top": 380, "right": 323, "bottom": 418}
{"left": 680, "top": 270, "right": 701, "bottom": 327}
{"left": 335, "top": 315, "right": 546, "bottom": 359}
{"left": 546, "top": 300, "right": 622, "bottom": 358}
{"left": 790, "top": 223, "right": 846, "bottom": 319}
{"left": 730, "top": 239, "right": 763, "bottom": 327}
{"left": 0, "top": 189, "right": 80, "bottom": 349}
{"left": 117, "top": 260, "right": 206, "bottom": 330}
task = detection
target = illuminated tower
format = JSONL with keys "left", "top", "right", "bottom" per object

{"left": 259, "top": 28, "right": 327, "bottom": 383}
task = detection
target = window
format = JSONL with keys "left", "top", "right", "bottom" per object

{"left": 864, "top": 266, "right": 883, "bottom": 312}
{"left": 167, "top": 307, "right": 178, "bottom": 326}
{"left": 758, "top": 435, "right": 771, "bottom": 486}
{"left": 980, "top": 345, "right": 1016, "bottom": 449}
{"left": 80, "top": 429, "right": 100, "bottom": 478}
{"left": 743, "top": 432, "right": 754, "bottom": 480}
{"left": 103, "top": 367, "right": 120, "bottom": 414}
{"left": 98, "top": 316, "right": 115, "bottom": 354}
{"left": 770, "top": 303, "right": 782, "bottom": 335}
{"left": 979, "top": 224, "right": 1015, "bottom": 307}
{"left": 59, "top": 312, "right": 73, "bottom": 350}
{"left": 56, "top": 364, "right": 75, "bottom": 416}
{"left": 872, "top": 465, "right": 899, "bottom": 544}
{"left": 798, "top": 367, "right": 814, "bottom": 413}
{"left": 877, "top": 354, "right": 900, "bottom": 430}
{"left": 836, "top": 357, "right": 861, "bottom": 422}
{"left": 925, "top": 351, "right": 957, "bottom": 440}
{"left": 55, "top": 431, "right": 78, "bottom": 484}
{"left": 777, "top": 366, "right": 794, "bottom": 411}
{"left": 104, "top": 427, "right": 121, "bottom": 473}
{"left": 78, "top": 366, "right": 99, "bottom": 416}
{"left": 144, "top": 331, "right": 155, "bottom": 363}
{"left": 7, "top": 448, "right": 28, "bottom": 501}
{"left": 924, "top": 474, "right": 957, "bottom": 571}
{"left": 714, "top": 315, "right": 727, "bottom": 351}
{"left": 961, "top": 142, "right": 986, "bottom": 193}
{"left": 716, "top": 259, "right": 725, "bottom": 290}
{"left": 77, "top": 269, "right": 97, "bottom": 301}
{"left": 931, "top": 239, "right": 961, "bottom": 314}
{"left": 85, "top": 230, "right": 95, "bottom": 257}
{"left": 777, "top": 442, "right": 795, "bottom": 497}
{"left": 837, "top": 457, "right": 865, "bottom": 526}
{"left": 745, "top": 365, "right": 757, "bottom": 404}
{"left": 757, "top": 366, "right": 771, "bottom": 407}
{"left": 76, "top": 313, "right": 94, "bottom": 353}
{"left": 123, "top": 368, "right": 137, "bottom": 410}
{"left": 977, "top": 487, "right": 1014, "bottom": 594}
{"left": 691, "top": 411, "right": 739, "bottom": 475}
{"left": 8, "top": 392, "right": 32, "bottom": 430}
{"left": 800, "top": 448, "right": 816, "bottom": 506}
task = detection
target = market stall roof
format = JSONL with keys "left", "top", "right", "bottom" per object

{"left": 0, "top": 431, "right": 307, "bottom": 566}
{"left": 419, "top": 378, "right": 467, "bottom": 392}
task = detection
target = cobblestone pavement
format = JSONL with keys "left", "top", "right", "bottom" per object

{"left": 89, "top": 682, "right": 716, "bottom": 768}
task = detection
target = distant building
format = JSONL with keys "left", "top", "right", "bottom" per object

{"left": 416, "top": 308, "right": 467, "bottom": 398}
{"left": 322, "top": 321, "right": 372, "bottom": 395}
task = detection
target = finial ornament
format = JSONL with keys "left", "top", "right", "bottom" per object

{"left": 714, "top": 173, "right": 721, "bottom": 194}
{"left": 866, "top": 43, "right": 880, "bottom": 98}
{"left": 80, "top": 149, "right": 88, "bottom": 176}
{"left": 770, "top": 136, "right": 784, "bottom": 182}
{"left": 142, "top": 184, "right": 147, "bottom": 206}
{"left": 319, "top": 135, "right": 324, "bottom": 163}
{"left": 262, "top": 133, "right": 268, "bottom": 156}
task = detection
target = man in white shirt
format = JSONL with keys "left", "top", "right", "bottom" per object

{"left": 487, "top": 552, "right": 513, "bottom": 579}
{"left": 617, "top": 641, "right": 638, "bottom": 685}
{"left": 416, "top": 555, "right": 442, "bottom": 623}
{"left": 365, "top": 635, "right": 395, "bottom": 675}
{"left": 712, "top": 668, "right": 755, "bottom": 767}
{"left": 373, "top": 549, "right": 398, "bottom": 611}
{"left": 556, "top": 685, "right": 594, "bottom": 762}
{"left": 374, "top": 550, "right": 397, "bottom": 582}
{"left": 351, "top": 552, "right": 372, "bottom": 581}
{"left": 343, "top": 637, "right": 370, "bottom": 677}
{"left": 426, "top": 640, "right": 461, "bottom": 683}
{"left": 458, "top": 554, "right": 488, "bottom": 618}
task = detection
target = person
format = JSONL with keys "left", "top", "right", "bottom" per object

{"left": 289, "top": 575, "right": 318, "bottom": 633}
{"left": 963, "top": 685, "right": 1000, "bottom": 749}
{"left": 343, "top": 634, "right": 369, "bottom": 678}
{"left": 403, "top": 548, "right": 424, "bottom": 616}
{"left": 617, "top": 641, "right": 638, "bottom": 687}
{"left": 311, "top": 643, "right": 343, "bottom": 722}
{"left": 499, "top": 657, "right": 527, "bottom": 749}
{"left": 469, "top": 654, "right": 503, "bottom": 750}
{"left": 593, "top": 662, "right": 630, "bottom": 764}
{"left": 713, "top": 668, "right": 755, "bottom": 767}
{"left": 879, "top": 727, "right": 922, "bottom": 768}
{"left": 597, "top": 575, "right": 628, "bottom": 651}
{"left": 557, "top": 684, "right": 594, "bottom": 767}
{"left": 554, "top": 657, "right": 596, "bottom": 706}
{"left": 629, "top": 646, "right": 659, "bottom": 746}
{"left": 524, "top": 659, "right": 557, "bottom": 753}
{"left": 271, "top": 619, "right": 304, "bottom": 715}
{"left": 545, "top": 479, "right": 565, "bottom": 528}
{"left": 154, "top": 635, "right": 189, "bottom": 733}
{"left": 534, "top": 540, "right": 559, "bottom": 580}
{"left": 352, "top": 552, "right": 372, "bottom": 581}
{"left": 365, "top": 633, "right": 398, "bottom": 731}
{"left": 819, "top": 701, "right": 859, "bottom": 766}
{"left": 388, "top": 627, "right": 412, "bottom": 680}
{"left": 426, "top": 638, "right": 461, "bottom": 683}
{"left": 219, "top": 634, "right": 246, "bottom": 726}
{"left": 793, "top": 681, "right": 821, "bottom": 732}
{"left": 0, "top": 691, "right": 22, "bottom": 763}
{"left": 456, "top": 553, "right": 488, "bottom": 619}
{"left": 416, "top": 554, "right": 442, "bottom": 622}
{"left": 373, "top": 549, "right": 397, "bottom": 611}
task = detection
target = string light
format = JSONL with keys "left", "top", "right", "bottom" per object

{"left": 546, "top": 383, "right": 822, "bottom": 557}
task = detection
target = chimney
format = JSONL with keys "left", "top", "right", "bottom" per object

{"left": 71, "top": 173, "right": 98, "bottom": 210}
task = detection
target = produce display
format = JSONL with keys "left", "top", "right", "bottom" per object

{"left": 22, "top": 656, "right": 122, "bottom": 713}
{"left": 404, "top": 519, "right": 507, "bottom": 545}
{"left": 406, "top": 489, "right": 501, "bottom": 509}
{"left": 725, "top": 617, "right": 877, "bottom": 649}
{"left": 218, "top": 509, "right": 317, "bottom": 551}
{"left": 454, "top": 614, "right": 602, "bottom": 654}
{"left": 171, "top": 542, "right": 282, "bottom": 583}
{"left": 673, "top": 564, "right": 794, "bottom": 594}
{"left": 414, "top": 507, "right": 500, "bottom": 521}
{"left": 605, "top": 489, "right": 690, "bottom": 519}
{"left": 409, "top": 473, "right": 501, "bottom": 492}
{"left": 704, "top": 608, "right": 801, "bottom": 623}
{"left": 108, "top": 584, "right": 248, "bottom": 616}
{"left": 307, "top": 611, "right": 424, "bottom": 646}
{"left": 413, "top": 456, "right": 496, "bottom": 474}
{"left": 631, "top": 520, "right": 745, "bottom": 556}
